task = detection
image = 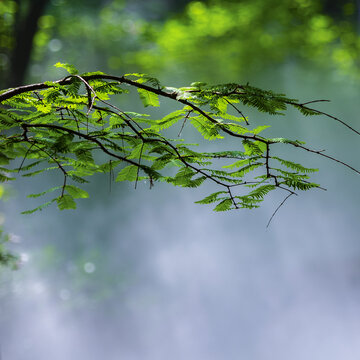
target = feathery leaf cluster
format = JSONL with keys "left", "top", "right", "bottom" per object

{"left": 0, "top": 63, "right": 358, "bottom": 221}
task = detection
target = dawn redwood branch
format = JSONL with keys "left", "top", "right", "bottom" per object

{"left": 284, "top": 100, "right": 360, "bottom": 136}
{"left": 286, "top": 142, "right": 360, "bottom": 175}
{"left": 0, "top": 75, "right": 268, "bottom": 144}
{"left": 21, "top": 123, "right": 143, "bottom": 169}
{"left": 1, "top": 73, "right": 359, "bottom": 176}
{"left": 2, "top": 75, "right": 359, "bottom": 138}
{"left": 19, "top": 122, "right": 236, "bottom": 189}
{"left": 2, "top": 71, "right": 358, "bottom": 222}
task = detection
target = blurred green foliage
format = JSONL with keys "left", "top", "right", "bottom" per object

{"left": 0, "top": 0, "right": 16, "bottom": 73}
{"left": 134, "top": 0, "right": 360, "bottom": 81}
{"left": 1, "top": 0, "right": 360, "bottom": 86}
{"left": 34, "top": 0, "right": 143, "bottom": 71}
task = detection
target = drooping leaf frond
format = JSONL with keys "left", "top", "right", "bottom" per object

{"left": 0, "top": 64, "right": 358, "bottom": 219}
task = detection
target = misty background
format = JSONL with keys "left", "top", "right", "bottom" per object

{"left": 1, "top": 0, "right": 360, "bottom": 359}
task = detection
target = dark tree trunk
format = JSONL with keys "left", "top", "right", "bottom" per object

{"left": 6, "top": 0, "right": 50, "bottom": 88}
{"left": 321, "top": 0, "right": 360, "bottom": 26}
{"left": 321, "top": 0, "right": 343, "bottom": 18}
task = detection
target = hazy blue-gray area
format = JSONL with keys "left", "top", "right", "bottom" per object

{"left": 1, "top": 61, "right": 360, "bottom": 359}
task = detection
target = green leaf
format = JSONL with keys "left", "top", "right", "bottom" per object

{"left": 52, "top": 133, "right": 74, "bottom": 153}
{"left": 0, "top": 113, "right": 16, "bottom": 129}
{"left": 57, "top": 195, "right": 77, "bottom": 210}
{"left": 220, "top": 113, "right": 248, "bottom": 123}
{"left": 272, "top": 157, "right": 318, "bottom": 173}
{"left": 15, "top": 160, "right": 43, "bottom": 172}
{"left": 21, "top": 199, "right": 56, "bottom": 214}
{"left": 184, "top": 176, "right": 207, "bottom": 188}
{"left": 54, "top": 62, "right": 79, "bottom": 75}
{"left": 216, "top": 98, "right": 228, "bottom": 114}
{"left": 293, "top": 105, "right": 321, "bottom": 116}
{"left": 269, "top": 138, "right": 306, "bottom": 145}
{"left": 190, "top": 115, "right": 224, "bottom": 140}
{"left": 68, "top": 174, "right": 89, "bottom": 184}
{"left": 248, "top": 185, "right": 276, "bottom": 199}
{"left": 214, "top": 198, "right": 233, "bottom": 212}
{"left": 151, "top": 153, "right": 174, "bottom": 170}
{"left": 27, "top": 186, "right": 62, "bottom": 198}
{"left": 126, "top": 73, "right": 161, "bottom": 88}
{"left": 222, "top": 157, "right": 260, "bottom": 169}
{"left": 235, "top": 196, "right": 261, "bottom": 209}
{"left": 0, "top": 173, "right": 15, "bottom": 182}
{"left": 195, "top": 191, "right": 227, "bottom": 204}
{"left": 116, "top": 165, "right": 138, "bottom": 182}
{"left": 65, "top": 185, "right": 89, "bottom": 199}
{"left": 151, "top": 110, "right": 185, "bottom": 130}
{"left": 226, "top": 123, "right": 249, "bottom": 135}
{"left": 190, "top": 82, "right": 207, "bottom": 88}
{"left": 128, "top": 143, "right": 147, "bottom": 160}
{"left": 166, "top": 166, "right": 207, "bottom": 188}
{"left": 137, "top": 88, "right": 160, "bottom": 107}
{"left": 74, "top": 148, "right": 94, "bottom": 163}
{"left": 281, "top": 178, "right": 320, "bottom": 190}
{"left": 230, "top": 163, "right": 263, "bottom": 177}
{"left": 251, "top": 125, "right": 271, "bottom": 135}
{"left": 109, "top": 115, "right": 125, "bottom": 128}
{"left": 243, "top": 139, "right": 267, "bottom": 155}
{"left": 206, "top": 150, "right": 246, "bottom": 158}
{"left": 0, "top": 153, "right": 11, "bottom": 165}
{"left": 22, "top": 169, "right": 47, "bottom": 177}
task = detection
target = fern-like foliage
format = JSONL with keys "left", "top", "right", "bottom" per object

{"left": 0, "top": 63, "right": 358, "bottom": 222}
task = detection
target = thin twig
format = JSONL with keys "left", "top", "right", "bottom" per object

{"left": 266, "top": 192, "right": 295, "bottom": 228}
{"left": 227, "top": 186, "right": 238, "bottom": 209}
{"left": 265, "top": 143, "right": 270, "bottom": 177}
{"left": 224, "top": 98, "right": 249, "bottom": 125}
{"left": 17, "top": 143, "right": 34, "bottom": 172}
{"left": 135, "top": 142, "right": 144, "bottom": 189}
{"left": 178, "top": 110, "right": 192, "bottom": 137}
{"left": 292, "top": 143, "right": 360, "bottom": 175}
{"left": 285, "top": 100, "right": 360, "bottom": 136}
{"left": 300, "top": 100, "right": 330, "bottom": 105}
{"left": 71, "top": 75, "right": 97, "bottom": 115}
{"left": 61, "top": 175, "right": 67, "bottom": 197}
{"left": 109, "top": 159, "right": 112, "bottom": 193}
